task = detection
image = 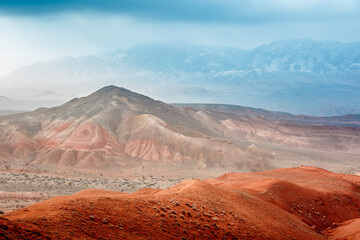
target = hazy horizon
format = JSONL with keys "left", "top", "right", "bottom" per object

{"left": 1, "top": 1, "right": 360, "bottom": 116}
{"left": 1, "top": 0, "right": 360, "bottom": 76}
{"left": 3, "top": 38, "right": 359, "bottom": 77}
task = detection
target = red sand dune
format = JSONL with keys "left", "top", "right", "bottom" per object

{"left": 1, "top": 166, "right": 360, "bottom": 239}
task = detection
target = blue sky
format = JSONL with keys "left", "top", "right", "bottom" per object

{"left": 0, "top": 0, "right": 360, "bottom": 76}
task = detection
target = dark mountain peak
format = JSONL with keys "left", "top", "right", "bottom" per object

{"left": 25, "top": 85, "right": 157, "bottom": 121}
{"left": 53, "top": 85, "right": 168, "bottom": 120}
{"left": 89, "top": 85, "right": 151, "bottom": 103}
{"left": 89, "top": 85, "right": 134, "bottom": 98}
{"left": 95, "top": 85, "right": 125, "bottom": 93}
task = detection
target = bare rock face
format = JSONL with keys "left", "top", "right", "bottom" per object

{"left": 0, "top": 85, "right": 359, "bottom": 175}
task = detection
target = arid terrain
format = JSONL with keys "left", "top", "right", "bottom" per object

{"left": 0, "top": 85, "right": 359, "bottom": 177}
{"left": 1, "top": 166, "right": 360, "bottom": 239}
{"left": 2, "top": 0, "right": 360, "bottom": 238}
{"left": 1, "top": 86, "right": 360, "bottom": 239}
{"left": 0, "top": 171, "right": 186, "bottom": 213}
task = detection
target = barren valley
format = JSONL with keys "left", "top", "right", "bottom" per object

{"left": 1, "top": 86, "right": 360, "bottom": 239}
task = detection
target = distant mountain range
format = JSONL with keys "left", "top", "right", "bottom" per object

{"left": 1, "top": 39, "right": 360, "bottom": 116}
{"left": 0, "top": 91, "right": 70, "bottom": 112}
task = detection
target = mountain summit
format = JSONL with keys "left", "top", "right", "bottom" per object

{"left": 0, "top": 86, "right": 269, "bottom": 176}
{"left": 0, "top": 86, "right": 359, "bottom": 176}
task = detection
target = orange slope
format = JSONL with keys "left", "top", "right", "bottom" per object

{"left": 2, "top": 166, "right": 360, "bottom": 239}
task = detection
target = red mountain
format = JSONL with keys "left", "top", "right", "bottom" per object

{"left": 0, "top": 86, "right": 359, "bottom": 177}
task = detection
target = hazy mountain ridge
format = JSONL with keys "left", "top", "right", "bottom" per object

{"left": 1, "top": 39, "right": 360, "bottom": 115}
{"left": 97, "top": 40, "right": 360, "bottom": 78}
{"left": 173, "top": 103, "right": 360, "bottom": 127}
{"left": 0, "top": 94, "right": 65, "bottom": 112}
{"left": 249, "top": 39, "right": 360, "bottom": 76}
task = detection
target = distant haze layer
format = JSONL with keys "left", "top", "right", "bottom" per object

{"left": 1, "top": 39, "right": 360, "bottom": 116}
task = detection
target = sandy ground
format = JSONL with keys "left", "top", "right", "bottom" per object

{"left": 0, "top": 171, "right": 187, "bottom": 213}
{"left": 2, "top": 144, "right": 360, "bottom": 214}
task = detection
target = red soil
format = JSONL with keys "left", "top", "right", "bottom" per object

{"left": 1, "top": 166, "right": 360, "bottom": 239}
{"left": 325, "top": 218, "right": 360, "bottom": 240}
{"left": 207, "top": 166, "right": 360, "bottom": 230}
